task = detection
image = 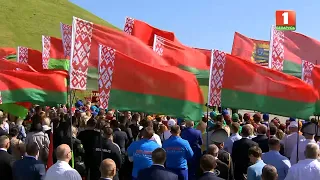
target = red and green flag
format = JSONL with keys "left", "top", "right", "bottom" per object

{"left": 0, "top": 59, "right": 36, "bottom": 72}
{"left": 231, "top": 32, "right": 269, "bottom": 66}
{"left": 0, "top": 47, "right": 16, "bottom": 60}
{"left": 123, "top": 17, "right": 182, "bottom": 47}
{"left": 153, "top": 35, "right": 210, "bottom": 85}
{"left": 17, "top": 46, "right": 43, "bottom": 71}
{"left": 98, "top": 44, "right": 203, "bottom": 120}
{"left": 42, "top": 36, "right": 69, "bottom": 71}
{"left": 269, "top": 26, "right": 320, "bottom": 77}
{"left": 0, "top": 70, "right": 68, "bottom": 106}
{"left": 208, "top": 50, "right": 319, "bottom": 119}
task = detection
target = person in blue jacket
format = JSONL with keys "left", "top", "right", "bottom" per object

{"left": 181, "top": 121, "right": 203, "bottom": 180}
{"left": 127, "top": 127, "right": 161, "bottom": 180}
{"left": 163, "top": 125, "right": 194, "bottom": 180}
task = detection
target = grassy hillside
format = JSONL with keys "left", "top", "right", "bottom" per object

{"left": 0, "top": 0, "right": 118, "bottom": 50}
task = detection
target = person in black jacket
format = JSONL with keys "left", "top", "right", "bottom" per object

{"left": 252, "top": 125, "right": 269, "bottom": 152}
{"left": 198, "top": 154, "right": 223, "bottom": 180}
{"left": 110, "top": 120, "right": 128, "bottom": 154}
{"left": 138, "top": 148, "right": 178, "bottom": 180}
{"left": 12, "top": 142, "right": 46, "bottom": 180}
{"left": 91, "top": 127, "right": 122, "bottom": 180}
{"left": 232, "top": 125, "right": 258, "bottom": 180}
{"left": 0, "top": 135, "right": 15, "bottom": 180}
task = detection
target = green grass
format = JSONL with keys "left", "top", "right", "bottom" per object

{"left": 0, "top": 0, "right": 118, "bottom": 50}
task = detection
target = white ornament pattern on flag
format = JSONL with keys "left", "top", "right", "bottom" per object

{"left": 60, "top": 23, "right": 72, "bottom": 58}
{"left": 0, "top": 92, "right": 2, "bottom": 104}
{"left": 18, "top": 46, "right": 28, "bottom": 64}
{"left": 208, "top": 50, "right": 226, "bottom": 107}
{"left": 153, "top": 36, "right": 164, "bottom": 56}
{"left": 69, "top": 17, "right": 93, "bottom": 90}
{"left": 270, "top": 27, "right": 285, "bottom": 71}
{"left": 98, "top": 45, "right": 116, "bottom": 109}
{"left": 123, "top": 17, "right": 135, "bottom": 35}
{"left": 42, "top": 36, "right": 51, "bottom": 69}
{"left": 302, "top": 60, "right": 315, "bottom": 86}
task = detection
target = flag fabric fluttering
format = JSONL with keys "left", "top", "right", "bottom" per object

{"left": 231, "top": 32, "right": 270, "bottom": 66}
{"left": 123, "top": 17, "right": 182, "bottom": 47}
{"left": 0, "top": 47, "right": 16, "bottom": 60}
{"left": 269, "top": 26, "right": 320, "bottom": 77}
{"left": 208, "top": 50, "right": 319, "bottom": 119}
{"left": 60, "top": 23, "right": 72, "bottom": 58}
{"left": 17, "top": 46, "right": 43, "bottom": 71}
{"left": 42, "top": 36, "right": 69, "bottom": 71}
{"left": 97, "top": 44, "right": 203, "bottom": 120}
{"left": 153, "top": 35, "right": 210, "bottom": 86}
{"left": 0, "top": 59, "right": 36, "bottom": 72}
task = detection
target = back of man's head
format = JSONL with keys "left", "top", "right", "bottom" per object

{"left": 242, "top": 124, "right": 252, "bottom": 137}
{"left": 56, "top": 144, "right": 71, "bottom": 161}
{"left": 0, "top": 135, "right": 9, "bottom": 149}
{"left": 103, "top": 127, "right": 113, "bottom": 138}
{"left": 230, "top": 122, "right": 240, "bottom": 133}
{"left": 305, "top": 143, "right": 319, "bottom": 159}
{"left": 185, "top": 121, "right": 194, "bottom": 128}
{"left": 100, "top": 159, "right": 116, "bottom": 178}
{"left": 257, "top": 124, "right": 267, "bottom": 134}
{"left": 248, "top": 146, "right": 262, "bottom": 158}
{"left": 152, "top": 148, "right": 166, "bottom": 165}
{"left": 110, "top": 120, "right": 119, "bottom": 128}
{"left": 87, "top": 118, "right": 97, "bottom": 128}
{"left": 170, "top": 125, "right": 181, "bottom": 135}
{"left": 200, "top": 154, "right": 216, "bottom": 172}
{"left": 269, "top": 125, "right": 277, "bottom": 136}
{"left": 262, "top": 165, "right": 278, "bottom": 180}
{"left": 142, "top": 127, "right": 154, "bottom": 139}
{"left": 26, "top": 142, "right": 39, "bottom": 157}
{"left": 207, "top": 144, "right": 219, "bottom": 157}
{"left": 268, "top": 138, "right": 280, "bottom": 151}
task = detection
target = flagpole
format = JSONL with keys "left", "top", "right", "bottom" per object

{"left": 206, "top": 103, "right": 209, "bottom": 152}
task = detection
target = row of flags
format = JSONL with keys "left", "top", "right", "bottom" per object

{"left": 1, "top": 16, "right": 320, "bottom": 121}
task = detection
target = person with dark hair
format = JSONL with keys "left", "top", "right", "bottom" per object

{"left": 127, "top": 127, "right": 160, "bottom": 180}
{"left": 77, "top": 118, "right": 100, "bottom": 178}
{"left": 118, "top": 115, "right": 134, "bottom": 146}
{"left": 91, "top": 127, "right": 122, "bottom": 180}
{"left": 0, "top": 117, "right": 8, "bottom": 136}
{"left": 252, "top": 125, "right": 269, "bottom": 152}
{"left": 163, "top": 125, "right": 193, "bottom": 180}
{"left": 129, "top": 113, "right": 141, "bottom": 140}
{"left": 12, "top": 142, "right": 45, "bottom": 180}
{"left": 232, "top": 124, "right": 258, "bottom": 180}
{"left": 269, "top": 125, "right": 277, "bottom": 138}
{"left": 247, "top": 146, "right": 266, "bottom": 180}
{"left": 261, "top": 165, "right": 278, "bottom": 180}
{"left": 262, "top": 138, "right": 290, "bottom": 180}
{"left": 198, "top": 154, "right": 223, "bottom": 180}
{"left": 0, "top": 135, "right": 15, "bottom": 180}
{"left": 138, "top": 148, "right": 178, "bottom": 180}
{"left": 110, "top": 120, "right": 128, "bottom": 154}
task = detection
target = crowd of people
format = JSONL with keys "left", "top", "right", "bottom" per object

{"left": 0, "top": 101, "right": 320, "bottom": 180}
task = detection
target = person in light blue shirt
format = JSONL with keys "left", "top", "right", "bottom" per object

{"left": 163, "top": 125, "right": 194, "bottom": 180}
{"left": 247, "top": 146, "right": 266, "bottom": 180}
{"left": 127, "top": 127, "right": 161, "bottom": 180}
{"left": 262, "top": 138, "right": 291, "bottom": 180}
{"left": 224, "top": 122, "right": 242, "bottom": 153}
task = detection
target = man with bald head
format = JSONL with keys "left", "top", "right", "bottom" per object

{"left": 45, "top": 144, "right": 82, "bottom": 180}
{"left": 252, "top": 124, "right": 269, "bottom": 152}
{"left": 100, "top": 159, "right": 116, "bottom": 180}
{"left": 284, "top": 143, "right": 320, "bottom": 180}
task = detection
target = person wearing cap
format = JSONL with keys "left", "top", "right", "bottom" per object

{"left": 262, "top": 114, "right": 269, "bottom": 127}
{"left": 281, "top": 121, "right": 305, "bottom": 159}
{"left": 161, "top": 119, "right": 176, "bottom": 141}
{"left": 163, "top": 125, "right": 194, "bottom": 180}
{"left": 224, "top": 122, "right": 242, "bottom": 154}
{"left": 181, "top": 121, "right": 203, "bottom": 180}
{"left": 290, "top": 125, "right": 319, "bottom": 165}
{"left": 208, "top": 129, "right": 234, "bottom": 180}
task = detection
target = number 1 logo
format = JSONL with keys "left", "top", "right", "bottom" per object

{"left": 276, "top": 10, "right": 296, "bottom": 31}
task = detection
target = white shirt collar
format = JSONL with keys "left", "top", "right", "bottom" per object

{"left": 24, "top": 154, "right": 37, "bottom": 159}
{"left": 0, "top": 148, "right": 7, "bottom": 152}
{"left": 153, "top": 164, "right": 165, "bottom": 167}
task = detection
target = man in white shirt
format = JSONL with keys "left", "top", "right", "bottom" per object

{"left": 161, "top": 119, "right": 176, "bottom": 141}
{"left": 45, "top": 144, "right": 82, "bottom": 180}
{"left": 224, "top": 122, "right": 242, "bottom": 153}
{"left": 281, "top": 121, "right": 305, "bottom": 158}
{"left": 284, "top": 143, "right": 320, "bottom": 180}
{"left": 290, "top": 131, "right": 318, "bottom": 164}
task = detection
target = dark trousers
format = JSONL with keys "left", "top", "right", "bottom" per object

{"left": 167, "top": 168, "right": 188, "bottom": 180}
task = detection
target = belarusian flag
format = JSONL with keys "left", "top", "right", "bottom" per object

{"left": 42, "top": 36, "right": 69, "bottom": 71}
{"left": 60, "top": 23, "right": 72, "bottom": 58}
{"left": 301, "top": 60, "right": 320, "bottom": 114}
{"left": 17, "top": 46, "right": 43, "bottom": 71}
{"left": 0, "top": 47, "right": 16, "bottom": 60}
{"left": 69, "top": 17, "right": 172, "bottom": 90}
{"left": 0, "top": 59, "right": 36, "bottom": 72}
{"left": 98, "top": 44, "right": 203, "bottom": 120}
{"left": 269, "top": 26, "right": 320, "bottom": 77}
{"left": 208, "top": 50, "right": 318, "bottom": 119}
{"left": 231, "top": 32, "right": 269, "bottom": 66}
{"left": 123, "top": 17, "right": 182, "bottom": 47}
{"left": 153, "top": 35, "right": 210, "bottom": 85}
{"left": 0, "top": 70, "right": 67, "bottom": 105}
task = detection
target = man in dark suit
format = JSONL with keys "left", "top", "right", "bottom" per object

{"left": 232, "top": 125, "right": 258, "bottom": 180}
{"left": 198, "top": 154, "right": 223, "bottom": 180}
{"left": 252, "top": 125, "right": 269, "bottom": 152}
{"left": 137, "top": 148, "right": 178, "bottom": 180}
{"left": 12, "top": 142, "right": 46, "bottom": 180}
{"left": 0, "top": 135, "right": 15, "bottom": 180}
